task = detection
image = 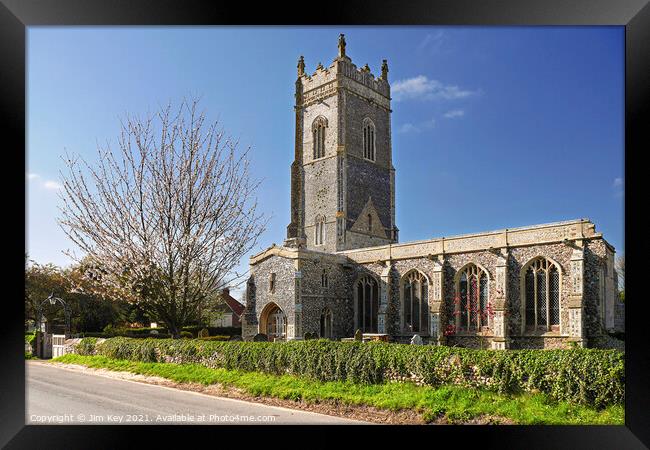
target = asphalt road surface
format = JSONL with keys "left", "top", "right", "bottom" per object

{"left": 26, "top": 362, "right": 365, "bottom": 425}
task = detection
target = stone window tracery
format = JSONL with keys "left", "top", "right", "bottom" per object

{"left": 455, "top": 264, "right": 489, "bottom": 332}
{"left": 356, "top": 276, "right": 379, "bottom": 333}
{"left": 363, "top": 118, "right": 375, "bottom": 161}
{"left": 402, "top": 270, "right": 429, "bottom": 333}
{"left": 523, "top": 257, "right": 560, "bottom": 332}
{"left": 266, "top": 304, "right": 287, "bottom": 341}
{"left": 312, "top": 117, "right": 327, "bottom": 159}
{"left": 321, "top": 269, "right": 329, "bottom": 288}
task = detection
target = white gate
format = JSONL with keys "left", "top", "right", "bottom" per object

{"left": 52, "top": 334, "right": 67, "bottom": 358}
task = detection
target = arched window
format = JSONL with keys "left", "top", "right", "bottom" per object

{"left": 320, "top": 307, "right": 333, "bottom": 338}
{"left": 363, "top": 118, "right": 375, "bottom": 161}
{"left": 314, "top": 216, "right": 325, "bottom": 246}
{"left": 455, "top": 264, "right": 489, "bottom": 331}
{"left": 367, "top": 214, "right": 372, "bottom": 232}
{"left": 356, "top": 276, "right": 379, "bottom": 333}
{"left": 321, "top": 269, "right": 329, "bottom": 288}
{"left": 312, "top": 117, "right": 327, "bottom": 159}
{"left": 402, "top": 271, "right": 429, "bottom": 333}
{"left": 263, "top": 304, "right": 287, "bottom": 341}
{"left": 523, "top": 257, "right": 560, "bottom": 331}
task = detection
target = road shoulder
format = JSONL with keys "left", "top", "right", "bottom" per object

{"left": 34, "top": 361, "right": 422, "bottom": 424}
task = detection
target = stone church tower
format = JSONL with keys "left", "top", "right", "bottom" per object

{"left": 285, "top": 34, "right": 399, "bottom": 253}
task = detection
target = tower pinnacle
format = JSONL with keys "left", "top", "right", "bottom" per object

{"left": 297, "top": 55, "right": 305, "bottom": 76}
{"left": 381, "top": 59, "right": 389, "bottom": 81}
{"left": 338, "top": 33, "right": 346, "bottom": 58}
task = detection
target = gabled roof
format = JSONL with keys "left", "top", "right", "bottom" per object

{"left": 218, "top": 290, "right": 244, "bottom": 318}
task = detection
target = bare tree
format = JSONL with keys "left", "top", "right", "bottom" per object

{"left": 58, "top": 98, "right": 267, "bottom": 337}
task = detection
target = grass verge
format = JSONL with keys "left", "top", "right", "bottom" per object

{"left": 50, "top": 354, "right": 623, "bottom": 425}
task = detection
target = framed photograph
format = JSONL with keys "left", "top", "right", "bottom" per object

{"left": 3, "top": 0, "right": 648, "bottom": 447}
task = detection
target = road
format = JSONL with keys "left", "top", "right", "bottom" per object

{"left": 26, "top": 362, "right": 365, "bottom": 425}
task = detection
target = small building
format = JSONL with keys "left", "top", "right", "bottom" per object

{"left": 210, "top": 288, "right": 245, "bottom": 328}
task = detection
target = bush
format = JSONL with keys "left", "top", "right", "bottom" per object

{"left": 75, "top": 337, "right": 99, "bottom": 356}
{"left": 181, "top": 326, "right": 241, "bottom": 337}
{"left": 180, "top": 331, "right": 194, "bottom": 339}
{"left": 197, "top": 336, "right": 230, "bottom": 341}
{"left": 80, "top": 338, "right": 624, "bottom": 408}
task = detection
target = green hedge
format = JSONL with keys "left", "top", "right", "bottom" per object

{"left": 76, "top": 337, "right": 624, "bottom": 408}
{"left": 197, "top": 336, "right": 231, "bottom": 341}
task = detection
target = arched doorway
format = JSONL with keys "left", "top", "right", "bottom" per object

{"left": 260, "top": 303, "right": 287, "bottom": 341}
{"left": 320, "top": 307, "right": 333, "bottom": 338}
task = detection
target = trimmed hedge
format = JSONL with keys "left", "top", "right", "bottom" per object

{"left": 76, "top": 337, "right": 624, "bottom": 408}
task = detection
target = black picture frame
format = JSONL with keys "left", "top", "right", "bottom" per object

{"left": 2, "top": 0, "right": 647, "bottom": 448}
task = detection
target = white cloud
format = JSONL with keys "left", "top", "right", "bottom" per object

{"left": 397, "top": 123, "right": 420, "bottom": 134}
{"left": 417, "top": 31, "right": 445, "bottom": 54}
{"left": 27, "top": 172, "right": 39, "bottom": 180}
{"left": 423, "top": 118, "right": 436, "bottom": 129}
{"left": 392, "top": 75, "right": 477, "bottom": 102}
{"left": 43, "top": 180, "right": 62, "bottom": 190}
{"left": 443, "top": 109, "right": 465, "bottom": 119}
{"left": 612, "top": 177, "right": 623, "bottom": 188}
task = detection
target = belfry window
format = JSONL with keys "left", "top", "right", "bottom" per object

{"left": 315, "top": 216, "right": 325, "bottom": 246}
{"left": 455, "top": 264, "right": 489, "bottom": 331}
{"left": 402, "top": 271, "right": 429, "bottom": 333}
{"left": 363, "top": 118, "right": 375, "bottom": 161}
{"left": 524, "top": 257, "right": 560, "bottom": 331}
{"left": 312, "top": 117, "right": 327, "bottom": 159}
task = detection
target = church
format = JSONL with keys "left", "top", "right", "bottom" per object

{"left": 241, "top": 35, "right": 619, "bottom": 349}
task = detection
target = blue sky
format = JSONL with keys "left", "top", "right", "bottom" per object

{"left": 27, "top": 26, "right": 624, "bottom": 300}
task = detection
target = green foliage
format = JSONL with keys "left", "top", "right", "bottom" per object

{"left": 53, "top": 354, "right": 624, "bottom": 425}
{"left": 197, "top": 336, "right": 230, "bottom": 341}
{"left": 80, "top": 338, "right": 624, "bottom": 408}
{"left": 181, "top": 326, "right": 241, "bottom": 337}
{"left": 75, "top": 337, "right": 99, "bottom": 356}
{"left": 25, "top": 259, "right": 128, "bottom": 333}
{"left": 180, "top": 331, "right": 194, "bottom": 339}
{"left": 25, "top": 333, "right": 36, "bottom": 344}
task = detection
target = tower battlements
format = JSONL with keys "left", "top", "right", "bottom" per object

{"left": 296, "top": 34, "right": 391, "bottom": 108}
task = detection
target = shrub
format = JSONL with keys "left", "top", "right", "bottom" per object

{"left": 78, "top": 338, "right": 624, "bottom": 408}
{"left": 181, "top": 326, "right": 241, "bottom": 337}
{"left": 180, "top": 331, "right": 194, "bottom": 339}
{"left": 75, "top": 337, "right": 99, "bottom": 356}
{"left": 197, "top": 336, "right": 230, "bottom": 341}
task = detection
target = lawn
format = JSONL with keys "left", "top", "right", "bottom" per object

{"left": 51, "top": 354, "right": 623, "bottom": 425}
